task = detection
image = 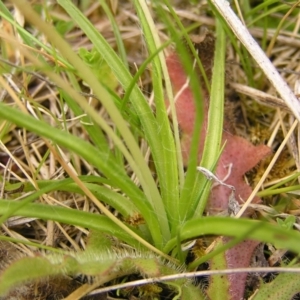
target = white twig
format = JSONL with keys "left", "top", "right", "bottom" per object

{"left": 197, "top": 166, "right": 235, "bottom": 191}
{"left": 210, "top": 0, "right": 300, "bottom": 122}
{"left": 197, "top": 166, "right": 240, "bottom": 216}
{"left": 88, "top": 267, "right": 300, "bottom": 296}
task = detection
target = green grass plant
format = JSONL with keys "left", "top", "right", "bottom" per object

{"left": 1, "top": 0, "right": 300, "bottom": 299}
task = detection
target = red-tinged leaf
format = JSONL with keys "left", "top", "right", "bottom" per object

{"left": 166, "top": 52, "right": 209, "bottom": 136}
{"left": 223, "top": 238, "right": 260, "bottom": 300}
{"left": 209, "top": 134, "right": 271, "bottom": 214}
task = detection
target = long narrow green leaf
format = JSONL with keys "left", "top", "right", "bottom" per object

{"left": 164, "top": 217, "right": 300, "bottom": 255}
{"left": 18, "top": 178, "right": 138, "bottom": 218}
{"left": 133, "top": 0, "right": 179, "bottom": 231}
{"left": 194, "top": 18, "right": 226, "bottom": 217}
{"left": 156, "top": 1, "right": 208, "bottom": 225}
{"left": 0, "top": 200, "right": 138, "bottom": 247}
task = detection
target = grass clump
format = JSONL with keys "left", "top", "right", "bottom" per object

{"left": 1, "top": 0, "right": 300, "bottom": 299}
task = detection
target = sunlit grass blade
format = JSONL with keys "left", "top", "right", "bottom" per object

{"left": 2, "top": 176, "right": 138, "bottom": 219}
{"left": 31, "top": 178, "right": 138, "bottom": 218}
{"left": 193, "top": 19, "right": 226, "bottom": 217}
{"left": 0, "top": 199, "right": 140, "bottom": 247}
{"left": 133, "top": 0, "right": 180, "bottom": 230}
{"left": 164, "top": 217, "right": 300, "bottom": 256}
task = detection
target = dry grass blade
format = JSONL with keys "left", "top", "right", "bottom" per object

{"left": 230, "top": 82, "right": 290, "bottom": 112}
